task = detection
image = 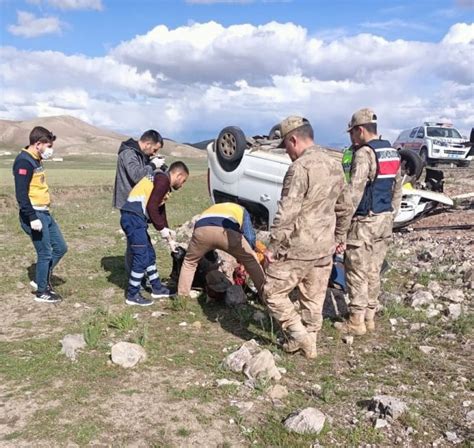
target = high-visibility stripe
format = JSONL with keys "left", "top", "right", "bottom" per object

{"left": 129, "top": 279, "right": 141, "bottom": 287}
{"left": 148, "top": 273, "right": 159, "bottom": 281}
{"left": 146, "top": 265, "right": 157, "bottom": 272}
{"left": 131, "top": 271, "right": 144, "bottom": 278}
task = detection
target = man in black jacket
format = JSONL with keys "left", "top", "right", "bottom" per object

{"left": 113, "top": 130, "right": 165, "bottom": 276}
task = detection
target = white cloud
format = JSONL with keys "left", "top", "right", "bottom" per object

{"left": 7, "top": 10, "right": 63, "bottom": 38}
{"left": 28, "top": 0, "right": 103, "bottom": 10}
{"left": 1, "top": 21, "right": 473, "bottom": 142}
{"left": 360, "top": 19, "right": 433, "bottom": 32}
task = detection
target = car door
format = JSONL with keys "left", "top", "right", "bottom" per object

{"left": 414, "top": 127, "right": 425, "bottom": 151}
{"left": 406, "top": 127, "right": 418, "bottom": 151}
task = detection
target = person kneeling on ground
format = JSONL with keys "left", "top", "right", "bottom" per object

{"left": 120, "top": 161, "right": 189, "bottom": 306}
{"left": 177, "top": 203, "right": 265, "bottom": 298}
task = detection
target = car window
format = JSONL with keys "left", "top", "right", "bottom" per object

{"left": 416, "top": 128, "right": 424, "bottom": 138}
{"left": 409, "top": 128, "right": 418, "bottom": 138}
{"left": 427, "top": 127, "right": 462, "bottom": 139}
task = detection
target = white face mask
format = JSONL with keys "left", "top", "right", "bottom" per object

{"left": 41, "top": 146, "right": 54, "bottom": 160}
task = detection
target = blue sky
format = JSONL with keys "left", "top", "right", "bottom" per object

{"left": 1, "top": 0, "right": 473, "bottom": 144}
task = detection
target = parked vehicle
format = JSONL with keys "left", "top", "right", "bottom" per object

{"left": 207, "top": 126, "right": 453, "bottom": 229}
{"left": 393, "top": 122, "right": 471, "bottom": 167}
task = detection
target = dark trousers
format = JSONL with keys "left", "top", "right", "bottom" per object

{"left": 120, "top": 211, "right": 161, "bottom": 297}
{"left": 20, "top": 211, "right": 68, "bottom": 293}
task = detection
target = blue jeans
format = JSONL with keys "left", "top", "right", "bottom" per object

{"left": 120, "top": 211, "right": 162, "bottom": 297}
{"left": 20, "top": 211, "right": 68, "bottom": 293}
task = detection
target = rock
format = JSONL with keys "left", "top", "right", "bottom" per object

{"left": 243, "top": 349, "right": 281, "bottom": 381}
{"left": 151, "top": 311, "right": 169, "bottom": 318}
{"left": 419, "top": 345, "right": 435, "bottom": 354}
{"left": 191, "top": 321, "right": 202, "bottom": 329}
{"left": 369, "top": 395, "right": 407, "bottom": 420}
{"left": 225, "top": 285, "right": 247, "bottom": 307}
{"left": 179, "top": 322, "right": 188, "bottom": 327}
{"left": 379, "top": 292, "right": 402, "bottom": 304}
{"left": 60, "top": 334, "right": 86, "bottom": 361}
{"left": 189, "top": 290, "right": 201, "bottom": 299}
{"left": 267, "top": 384, "right": 288, "bottom": 400}
{"left": 216, "top": 379, "right": 241, "bottom": 387}
{"left": 374, "top": 418, "right": 389, "bottom": 429}
{"left": 445, "top": 431, "right": 462, "bottom": 444}
{"left": 111, "top": 342, "right": 147, "bottom": 368}
{"left": 443, "top": 289, "right": 465, "bottom": 303}
{"left": 425, "top": 309, "right": 440, "bottom": 319}
{"left": 447, "top": 303, "right": 463, "bottom": 320}
{"left": 283, "top": 407, "right": 326, "bottom": 434}
{"left": 342, "top": 335, "right": 354, "bottom": 346}
{"left": 222, "top": 339, "right": 261, "bottom": 373}
{"left": 16, "top": 281, "right": 25, "bottom": 289}
{"left": 463, "top": 267, "right": 473, "bottom": 283}
{"left": 411, "top": 283, "right": 425, "bottom": 292}
{"left": 427, "top": 280, "right": 442, "bottom": 295}
{"left": 231, "top": 400, "right": 254, "bottom": 413}
{"left": 466, "top": 410, "right": 474, "bottom": 424}
{"left": 410, "top": 290, "right": 434, "bottom": 308}
{"left": 389, "top": 318, "right": 398, "bottom": 326}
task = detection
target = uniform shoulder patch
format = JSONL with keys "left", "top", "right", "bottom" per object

{"left": 18, "top": 168, "right": 28, "bottom": 175}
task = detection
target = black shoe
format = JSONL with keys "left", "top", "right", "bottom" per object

{"left": 125, "top": 293, "right": 154, "bottom": 307}
{"left": 35, "top": 290, "right": 62, "bottom": 303}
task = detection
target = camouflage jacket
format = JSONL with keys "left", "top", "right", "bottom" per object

{"left": 268, "top": 146, "right": 353, "bottom": 261}
{"left": 349, "top": 145, "right": 402, "bottom": 219}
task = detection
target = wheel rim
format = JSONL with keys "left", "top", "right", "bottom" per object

{"left": 219, "top": 132, "right": 236, "bottom": 159}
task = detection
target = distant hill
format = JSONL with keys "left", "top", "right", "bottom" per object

{"left": 0, "top": 115, "right": 205, "bottom": 159}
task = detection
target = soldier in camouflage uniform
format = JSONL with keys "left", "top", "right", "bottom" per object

{"left": 335, "top": 108, "right": 402, "bottom": 335}
{"left": 263, "top": 116, "right": 353, "bottom": 359}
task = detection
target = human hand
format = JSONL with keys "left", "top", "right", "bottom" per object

{"left": 150, "top": 156, "right": 165, "bottom": 170}
{"left": 335, "top": 242, "right": 346, "bottom": 254}
{"left": 30, "top": 219, "right": 43, "bottom": 232}
{"left": 160, "top": 227, "right": 176, "bottom": 240}
{"left": 264, "top": 249, "right": 275, "bottom": 264}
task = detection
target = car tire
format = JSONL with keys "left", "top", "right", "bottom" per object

{"left": 268, "top": 124, "right": 281, "bottom": 140}
{"left": 399, "top": 149, "right": 424, "bottom": 181}
{"left": 216, "top": 126, "right": 247, "bottom": 172}
{"left": 419, "top": 147, "right": 430, "bottom": 166}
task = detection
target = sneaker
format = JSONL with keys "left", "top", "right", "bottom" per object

{"left": 151, "top": 285, "right": 175, "bottom": 299}
{"left": 35, "top": 290, "right": 62, "bottom": 303}
{"left": 30, "top": 280, "right": 38, "bottom": 291}
{"left": 125, "top": 293, "right": 154, "bottom": 306}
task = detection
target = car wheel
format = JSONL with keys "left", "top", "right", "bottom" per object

{"left": 419, "top": 147, "right": 430, "bottom": 166}
{"left": 268, "top": 124, "right": 281, "bottom": 140}
{"left": 399, "top": 149, "right": 424, "bottom": 181}
{"left": 216, "top": 126, "right": 247, "bottom": 172}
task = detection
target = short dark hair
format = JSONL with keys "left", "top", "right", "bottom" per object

{"left": 140, "top": 129, "right": 163, "bottom": 145}
{"left": 359, "top": 123, "right": 377, "bottom": 134}
{"left": 169, "top": 161, "right": 189, "bottom": 175}
{"left": 289, "top": 123, "right": 314, "bottom": 141}
{"left": 29, "top": 126, "right": 56, "bottom": 145}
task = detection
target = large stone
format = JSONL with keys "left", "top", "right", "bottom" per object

{"left": 111, "top": 342, "right": 147, "bottom": 368}
{"left": 243, "top": 349, "right": 281, "bottom": 381}
{"left": 283, "top": 407, "right": 326, "bottom": 434}
{"left": 369, "top": 395, "right": 407, "bottom": 420}
{"left": 443, "top": 289, "right": 465, "bottom": 303}
{"left": 427, "top": 280, "right": 442, "bottom": 295}
{"left": 447, "top": 303, "right": 463, "bottom": 320}
{"left": 60, "top": 334, "right": 86, "bottom": 361}
{"left": 222, "top": 339, "right": 261, "bottom": 373}
{"left": 410, "top": 290, "right": 435, "bottom": 308}
{"left": 225, "top": 285, "right": 247, "bottom": 307}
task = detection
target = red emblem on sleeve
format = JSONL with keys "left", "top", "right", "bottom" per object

{"left": 18, "top": 168, "right": 28, "bottom": 175}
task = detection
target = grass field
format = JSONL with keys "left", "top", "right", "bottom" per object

{"left": 0, "top": 155, "right": 472, "bottom": 447}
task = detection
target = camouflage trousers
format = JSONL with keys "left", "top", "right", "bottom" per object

{"left": 345, "top": 214, "right": 393, "bottom": 313}
{"left": 263, "top": 255, "right": 333, "bottom": 333}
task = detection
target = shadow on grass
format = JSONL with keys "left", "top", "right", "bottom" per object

{"left": 27, "top": 264, "right": 66, "bottom": 287}
{"left": 100, "top": 256, "right": 127, "bottom": 290}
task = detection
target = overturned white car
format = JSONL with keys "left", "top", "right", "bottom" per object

{"left": 206, "top": 126, "right": 453, "bottom": 229}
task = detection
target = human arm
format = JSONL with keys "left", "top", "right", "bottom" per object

{"left": 268, "top": 163, "right": 307, "bottom": 254}
{"left": 13, "top": 158, "right": 38, "bottom": 221}
{"left": 334, "top": 182, "right": 353, "bottom": 245}
{"left": 147, "top": 175, "right": 170, "bottom": 231}
{"left": 120, "top": 150, "right": 154, "bottom": 184}
{"left": 241, "top": 209, "right": 256, "bottom": 249}
{"left": 348, "top": 147, "right": 373, "bottom": 210}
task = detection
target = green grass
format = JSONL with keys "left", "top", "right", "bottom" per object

{"left": 1, "top": 154, "right": 472, "bottom": 447}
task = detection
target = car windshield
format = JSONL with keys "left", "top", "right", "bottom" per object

{"left": 427, "top": 127, "right": 462, "bottom": 139}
